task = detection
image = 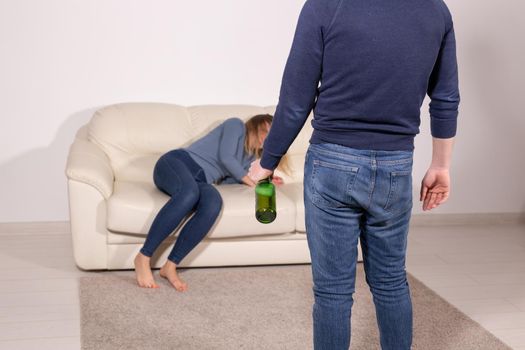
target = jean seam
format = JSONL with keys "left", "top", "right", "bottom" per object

{"left": 384, "top": 173, "right": 412, "bottom": 212}
{"left": 313, "top": 158, "right": 359, "bottom": 172}
{"left": 384, "top": 173, "right": 397, "bottom": 211}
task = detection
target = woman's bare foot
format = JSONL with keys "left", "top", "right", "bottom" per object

{"left": 134, "top": 252, "right": 159, "bottom": 288}
{"left": 159, "top": 260, "right": 188, "bottom": 292}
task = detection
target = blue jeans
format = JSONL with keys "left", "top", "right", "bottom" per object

{"left": 304, "top": 142, "right": 414, "bottom": 350}
{"left": 140, "top": 149, "right": 223, "bottom": 264}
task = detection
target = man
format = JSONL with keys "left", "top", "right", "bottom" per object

{"left": 248, "top": 0, "right": 459, "bottom": 349}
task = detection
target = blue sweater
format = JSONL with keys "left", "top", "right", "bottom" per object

{"left": 260, "top": 0, "right": 460, "bottom": 171}
{"left": 184, "top": 118, "right": 256, "bottom": 185}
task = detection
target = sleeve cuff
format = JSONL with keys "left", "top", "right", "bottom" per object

{"left": 430, "top": 117, "right": 458, "bottom": 138}
{"left": 260, "top": 151, "right": 282, "bottom": 171}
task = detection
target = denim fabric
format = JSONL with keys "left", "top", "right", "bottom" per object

{"left": 140, "top": 149, "right": 223, "bottom": 264}
{"left": 304, "top": 142, "right": 414, "bottom": 350}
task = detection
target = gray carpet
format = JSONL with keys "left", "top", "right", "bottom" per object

{"left": 79, "top": 264, "right": 511, "bottom": 350}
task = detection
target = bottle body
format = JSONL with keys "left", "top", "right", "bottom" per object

{"left": 255, "top": 176, "right": 276, "bottom": 224}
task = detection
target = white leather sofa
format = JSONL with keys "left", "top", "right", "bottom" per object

{"left": 65, "top": 102, "right": 362, "bottom": 270}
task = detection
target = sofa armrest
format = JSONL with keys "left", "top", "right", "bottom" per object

{"left": 65, "top": 125, "right": 114, "bottom": 199}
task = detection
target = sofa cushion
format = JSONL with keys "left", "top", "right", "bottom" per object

{"left": 106, "top": 181, "right": 298, "bottom": 243}
{"left": 88, "top": 103, "right": 193, "bottom": 182}
{"left": 278, "top": 182, "right": 306, "bottom": 233}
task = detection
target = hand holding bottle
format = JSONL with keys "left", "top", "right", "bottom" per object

{"left": 255, "top": 176, "right": 277, "bottom": 223}
{"left": 247, "top": 158, "right": 273, "bottom": 183}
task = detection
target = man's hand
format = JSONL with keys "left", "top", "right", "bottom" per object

{"left": 248, "top": 159, "right": 274, "bottom": 183}
{"left": 420, "top": 167, "right": 450, "bottom": 211}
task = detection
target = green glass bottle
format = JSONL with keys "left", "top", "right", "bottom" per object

{"left": 255, "top": 175, "right": 276, "bottom": 224}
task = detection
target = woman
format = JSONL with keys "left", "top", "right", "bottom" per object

{"left": 134, "top": 114, "right": 291, "bottom": 291}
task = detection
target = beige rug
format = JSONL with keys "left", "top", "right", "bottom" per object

{"left": 79, "top": 264, "right": 511, "bottom": 350}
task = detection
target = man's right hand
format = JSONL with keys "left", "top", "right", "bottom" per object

{"left": 420, "top": 167, "right": 450, "bottom": 211}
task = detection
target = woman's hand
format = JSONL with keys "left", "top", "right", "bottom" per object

{"left": 248, "top": 159, "right": 273, "bottom": 183}
{"left": 271, "top": 175, "right": 284, "bottom": 186}
{"left": 241, "top": 175, "right": 257, "bottom": 187}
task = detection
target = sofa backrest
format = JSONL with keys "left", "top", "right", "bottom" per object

{"left": 88, "top": 103, "right": 314, "bottom": 184}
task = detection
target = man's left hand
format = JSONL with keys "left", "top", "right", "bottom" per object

{"left": 248, "top": 159, "right": 273, "bottom": 183}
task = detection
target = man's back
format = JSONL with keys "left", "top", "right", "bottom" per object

{"left": 253, "top": 2, "right": 460, "bottom": 349}
{"left": 260, "top": 0, "right": 460, "bottom": 169}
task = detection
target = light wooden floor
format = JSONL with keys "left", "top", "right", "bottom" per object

{"left": 0, "top": 219, "right": 524, "bottom": 349}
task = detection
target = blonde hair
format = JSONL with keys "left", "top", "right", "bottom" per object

{"left": 244, "top": 114, "right": 292, "bottom": 177}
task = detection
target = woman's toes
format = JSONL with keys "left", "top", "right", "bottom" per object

{"left": 177, "top": 281, "right": 188, "bottom": 292}
{"left": 172, "top": 277, "right": 187, "bottom": 292}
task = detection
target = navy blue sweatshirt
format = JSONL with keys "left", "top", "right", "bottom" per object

{"left": 260, "top": 0, "right": 460, "bottom": 171}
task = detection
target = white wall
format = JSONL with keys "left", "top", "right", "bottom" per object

{"left": 0, "top": 0, "right": 523, "bottom": 222}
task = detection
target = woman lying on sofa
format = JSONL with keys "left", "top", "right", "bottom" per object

{"left": 134, "top": 114, "right": 291, "bottom": 290}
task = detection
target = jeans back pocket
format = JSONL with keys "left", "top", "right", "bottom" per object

{"left": 310, "top": 158, "right": 359, "bottom": 208}
{"left": 383, "top": 170, "right": 413, "bottom": 213}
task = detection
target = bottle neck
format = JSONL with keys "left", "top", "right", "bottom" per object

{"left": 257, "top": 175, "right": 272, "bottom": 184}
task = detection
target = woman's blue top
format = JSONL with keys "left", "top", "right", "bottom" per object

{"left": 184, "top": 117, "right": 256, "bottom": 185}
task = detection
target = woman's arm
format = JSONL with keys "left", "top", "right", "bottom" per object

{"left": 218, "top": 118, "right": 249, "bottom": 182}
{"left": 218, "top": 174, "right": 256, "bottom": 187}
{"left": 241, "top": 175, "right": 257, "bottom": 187}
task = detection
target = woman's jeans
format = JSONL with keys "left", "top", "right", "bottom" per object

{"left": 140, "top": 149, "right": 223, "bottom": 264}
{"left": 304, "top": 142, "right": 414, "bottom": 350}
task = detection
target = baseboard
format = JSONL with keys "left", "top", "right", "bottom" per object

{"left": 0, "top": 221, "right": 70, "bottom": 236}
{"left": 409, "top": 212, "right": 525, "bottom": 226}
{"left": 0, "top": 212, "right": 524, "bottom": 235}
